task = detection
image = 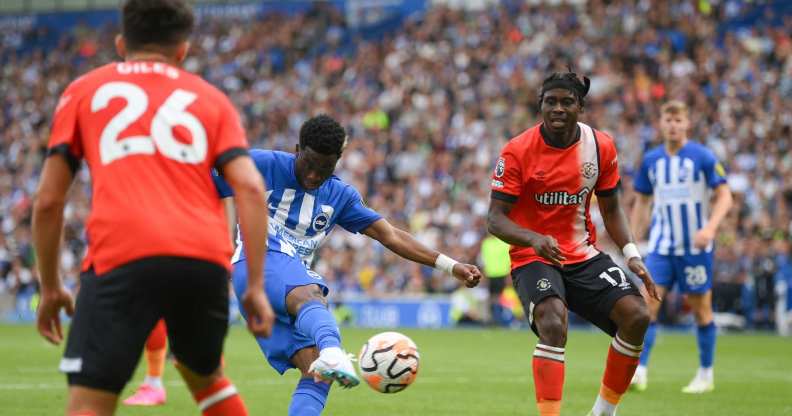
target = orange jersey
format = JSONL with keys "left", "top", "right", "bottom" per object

{"left": 491, "top": 122, "right": 620, "bottom": 269}
{"left": 49, "top": 61, "right": 248, "bottom": 275}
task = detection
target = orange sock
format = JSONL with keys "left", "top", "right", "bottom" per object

{"left": 146, "top": 320, "right": 168, "bottom": 378}
{"left": 193, "top": 377, "right": 247, "bottom": 416}
{"left": 533, "top": 344, "right": 565, "bottom": 416}
{"left": 600, "top": 335, "right": 642, "bottom": 405}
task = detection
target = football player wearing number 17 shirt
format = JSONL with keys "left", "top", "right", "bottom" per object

{"left": 487, "top": 72, "right": 660, "bottom": 416}
{"left": 32, "top": 1, "right": 275, "bottom": 415}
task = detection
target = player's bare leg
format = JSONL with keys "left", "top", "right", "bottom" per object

{"left": 286, "top": 284, "right": 359, "bottom": 388}
{"left": 531, "top": 297, "right": 568, "bottom": 416}
{"left": 67, "top": 386, "right": 118, "bottom": 416}
{"left": 589, "top": 295, "right": 650, "bottom": 416}
{"left": 124, "top": 319, "right": 168, "bottom": 406}
{"left": 631, "top": 285, "right": 667, "bottom": 391}
{"left": 175, "top": 362, "right": 248, "bottom": 416}
{"left": 290, "top": 347, "right": 332, "bottom": 415}
{"left": 681, "top": 291, "right": 716, "bottom": 393}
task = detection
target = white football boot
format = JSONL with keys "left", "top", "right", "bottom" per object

{"left": 629, "top": 366, "right": 648, "bottom": 392}
{"left": 681, "top": 376, "right": 714, "bottom": 394}
{"left": 309, "top": 347, "right": 360, "bottom": 388}
{"left": 682, "top": 367, "right": 714, "bottom": 393}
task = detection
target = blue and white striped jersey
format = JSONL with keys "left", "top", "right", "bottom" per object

{"left": 634, "top": 141, "right": 727, "bottom": 256}
{"left": 213, "top": 149, "right": 382, "bottom": 265}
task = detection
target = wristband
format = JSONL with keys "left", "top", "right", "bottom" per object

{"left": 435, "top": 254, "right": 459, "bottom": 275}
{"left": 622, "top": 243, "right": 641, "bottom": 260}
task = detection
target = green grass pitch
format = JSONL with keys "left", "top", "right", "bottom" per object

{"left": 1, "top": 324, "right": 790, "bottom": 415}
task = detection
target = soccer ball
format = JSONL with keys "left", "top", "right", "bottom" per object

{"left": 358, "top": 331, "right": 420, "bottom": 393}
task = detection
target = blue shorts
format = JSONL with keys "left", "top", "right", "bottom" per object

{"left": 645, "top": 252, "right": 713, "bottom": 294}
{"left": 232, "top": 251, "right": 328, "bottom": 374}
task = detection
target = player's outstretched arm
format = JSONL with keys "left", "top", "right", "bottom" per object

{"left": 597, "top": 192, "right": 661, "bottom": 301}
{"left": 693, "top": 184, "right": 733, "bottom": 249}
{"left": 222, "top": 155, "right": 275, "bottom": 338}
{"left": 32, "top": 154, "right": 76, "bottom": 345}
{"left": 487, "top": 197, "right": 565, "bottom": 266}
{"left": 361, "top": 219, "right": 482, "bottom": 288}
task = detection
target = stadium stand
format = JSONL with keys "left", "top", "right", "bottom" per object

{"left": 0, "top": 0, "right": 790, "bottom": 332}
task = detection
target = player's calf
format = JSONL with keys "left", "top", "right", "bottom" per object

{"left": 176, "top": 363, "right": 248, "bottom": 416}
{"left": 533, "top": 297, "right": 568, "bottom": 348}
{"left": 533, "top": 344, "right": 565, "bottom": 416}
{"left": 681, "top": 291, "right": 717, "bottom": 393}
{"left": 610, "top": 296, "right": 650, "bottom": 345}
{"left": 192, "top": 376, "right": 247, "bottom": 416}
{"left": 590, "top": 295, "right": 648, "bottom": 416}
{"left": 531, "top": 298, "right": 568, "bottom": 416}
{"left": 291, "top": 348, "right": 333, "bottom": 415}
{"left": 67, "top": 386, "right": 119, "bottom": 416}
{"left": 288, "top": 285, "right": 359, "bottom": 388}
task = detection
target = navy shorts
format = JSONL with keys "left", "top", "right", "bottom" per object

{"left": 646, "top": 252, "right": 713, "bottom": 294}
{"left": 232, "top": 250, "right": 328, "bottom": 374}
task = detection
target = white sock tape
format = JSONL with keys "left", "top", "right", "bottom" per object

{"left": 435, "top": 254, "right": 459, "bottom": 275}
{"left": 622, "top": 243, "right": 641, "bottom": 260}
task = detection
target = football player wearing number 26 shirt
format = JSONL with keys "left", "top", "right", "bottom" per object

{"left": 32, "top": 1, "right": 274, "bottom": 415}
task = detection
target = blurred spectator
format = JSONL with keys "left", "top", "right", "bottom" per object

{"left": 0, "top": 1, "right": 790, "bottom": 331}
{"left": 450, "top": 286, "right": 488, "bottom": 326}
{"left": 479, "top": 234, "right": 511, "bottom": 326}
{"left": 751, "top": 235, "right": 779, "bottom": 328}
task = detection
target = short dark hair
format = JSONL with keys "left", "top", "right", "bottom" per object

{"left": 299, "top": 115, "right": 347, "bottom": 157}
{"left": 122, "top": 0, "right": 194, "bottom": 51}
{"left": 539, "top": 72, "right": 591, "bottom": 108}
{"left": 661, "top": 100, "right": 689, "bottom": 117}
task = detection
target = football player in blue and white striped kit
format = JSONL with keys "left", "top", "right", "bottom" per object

{"left": 629, "top": 100, "right": 733, "bottom": 394}
{"left": 214, "top": 115, "right": 482, "bottom": 415}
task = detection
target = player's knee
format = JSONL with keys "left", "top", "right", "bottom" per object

{"left": 692, "top": 304, "right": 713, "bottom": 325}
{"left": 286, "top": 284, "right": 328, "bottom": 316}
{"left": 175, "top": 360, "right": 224, "bottom": 393}
{"left": 536, "top": 316, "right": 567, "bottom": 346}
{"left": 534, "top": 300, "right": 567, "bottom": 346}
{"left": 623, "top": 302, "right": 651, "bottom": 336}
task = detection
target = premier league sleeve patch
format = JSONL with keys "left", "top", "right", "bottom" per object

{"left": 495, "top": 157, "right": 505, "bottom": 178}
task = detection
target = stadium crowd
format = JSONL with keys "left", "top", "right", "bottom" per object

{"left": 0, "top": 1, "right": 790, "bottom": 328}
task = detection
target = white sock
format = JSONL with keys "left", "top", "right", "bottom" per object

{"left": 320, "top": 346, "right": 344, "bottom": 357}
{"left": 635, "top": 365, "right": 647, "bottom": 377}
{"left": 144, "top": 375, "right": 163, "bottom": 389}
{"left": 697, "top": 367, "right": 713, "bottom": 382}
{"left": 591, "top": 394, "right": 617, "bottom": 416}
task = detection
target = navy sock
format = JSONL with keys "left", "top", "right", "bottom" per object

{"left": 289, "top": 377, "right": 330, "bottom": 416}
{"left": 294, "top": 301, "right": 341, "bottom": 351}
{"left": 697, "top": 321, "right": 716, "bottom": 368}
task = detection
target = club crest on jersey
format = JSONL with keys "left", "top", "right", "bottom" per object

{"left": 312, "top": 213, "right": 329, "bottom": 232}
{"left": 535, "top": 187, "right": 591, "bottom": 206}
{"left": 306, "top": 270, "right": 323, "bottom": 280}
{"left": 495, "top": 158, "right": 505, "bottom": 178}
{"left": 678, "top": 164, "right": 690, "bottom": 182}
{"left": 537, "top": 278, "right": 552, "bottom": 291}
{"left": 581, "top": 162, "right": 597, "bottom": 179}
